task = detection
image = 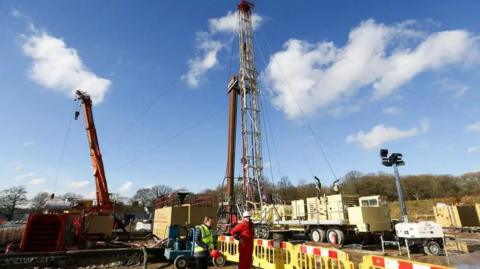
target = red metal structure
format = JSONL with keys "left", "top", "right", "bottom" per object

{"left": 20, "top": 91, "right": 114, "bottom": 252}
{"left": 75, "top": 90, "right": 113, "bottom": 214}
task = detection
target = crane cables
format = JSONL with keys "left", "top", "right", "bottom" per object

{"left": 255, "top": 29, "right": 357, "bottom": 181}
{"left": 51, "top": 99, "right": 78, "bottom": 194}
{"left": 255, "top": 40, "right": 317, "bottom": 179}
{"left": 259, "top": 92, "right": 278, "bottom": 190}
{"left": 117, "top": 104, "right": 227, "bottom": 169}
{"left": 103, "top": 79, "right": 178, "bottom": 152}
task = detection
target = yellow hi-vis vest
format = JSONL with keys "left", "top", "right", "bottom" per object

{"left": 194, "top": 224, "right": 214, "bottom": 253}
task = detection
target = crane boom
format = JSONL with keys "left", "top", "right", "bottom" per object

{"left": 75, "top": 90, "right": 112, "bottom": 212}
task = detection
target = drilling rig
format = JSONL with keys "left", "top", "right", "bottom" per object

{"left": 217, "top": 0, "right": 266, "bottom": 234}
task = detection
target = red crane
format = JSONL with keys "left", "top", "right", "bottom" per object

{"left": 20, "top": 91, "right": 115, "bottom": 252}
{"left": 74, "top": 90, "right": 112, "bottom": 214}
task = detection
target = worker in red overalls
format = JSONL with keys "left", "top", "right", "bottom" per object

{"left": 230, "top": 211, "right": 254, "bottom": 269}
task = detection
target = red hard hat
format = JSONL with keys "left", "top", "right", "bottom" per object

{"left": 210, "top": 249, "right": 221, "bottom": 258}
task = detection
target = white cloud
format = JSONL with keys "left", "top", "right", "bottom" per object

{"left": 346, "top": 120, "right": 429, "bottom": 149}
{"left": 182, "top": 10, "right": 263, "bottom": 88}
{"left": 118, "top": 181, "right": 133, "bottom": 194}
{"left": 466, "top": 122, "right": 480, "bottom": 133}
{"left": 208, "top": 11, "right": 263, "bottom": 33}
{"left": 467, "top": 146, "right": 480, "bottom": 153}
{"left": 14, "top": 172, "right": 35, "bottom": 181}
{"left": 29, "top": 177, "right": 46, "bottom": 185}
{"left": 22, "top": 29, "right": 111, "bottom": 104}
{"left": 181, "top": 32, "right": 223, "bottom": 88}
{"left": 23, "top": 141, "right": 35, "bottom": 147}
{"left": 438, "top": 78, "right": 469, "bottom": 98}
{"left": 66, "top": 180, "right": 90, "bottom": 189}
{"left": 263, "top": 19, "right": 479, "bottom": 119}
{"left": 382, "top": 107, "right": 402, "bottom": 115}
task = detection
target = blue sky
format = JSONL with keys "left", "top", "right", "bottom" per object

{"left": 1, "top": 1, "right": 480, "bottom": 199}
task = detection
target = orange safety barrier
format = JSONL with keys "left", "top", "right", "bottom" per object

{"left": 359, "top": 255, "right": 455, "bottom": 269}
{"left": 218, "top": 237, "right": 455, "bottom": 269}
{"left": 295, "top": 244, "right": 354, "bottom": 269}
{"left": 281, "top": 241, "right": 296, "bottom": 269}
{"left": 252, "top": 239, "right": 287, "bottom": 269}
{"left": 217, "top": 235, "right": 239, "bottom": 262}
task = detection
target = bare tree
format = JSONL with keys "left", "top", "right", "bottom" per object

{"left": 31, "top": 192, "right": 50, "bottom": 212}
{"left": 277, "top": 176, "right": 293, "bottom": 201}
{"left": 132, "top": 188, "right": 155, "bottom": 207}
{"left": 132, "top": 185, "right": 173, "bottom": 209}
{"left": 0, "top": 186, "right": 27, "bottom": 220}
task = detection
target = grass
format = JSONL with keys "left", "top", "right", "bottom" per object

{"left": 388, "top": 196, "right": 480, "bottom": 220}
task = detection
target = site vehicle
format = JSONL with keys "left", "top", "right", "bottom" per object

{"left": 163, "top": 225, "right": 225, "bottom": 269}
{"left": 250, "top": 194, "right": 392, "bottom": 246}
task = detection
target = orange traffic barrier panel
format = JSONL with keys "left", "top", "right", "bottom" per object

{"left": 253, "top": 239, "right": 286, "bottom": 269}
{"left": 217, "top": 235, "right": 239, "bottom": 263}
{"left": 296, "top": 244, "right": 354, "bottom": 269}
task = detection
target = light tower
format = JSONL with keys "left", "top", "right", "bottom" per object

{"left": 237, "top": 0, "right": 264, "bottom": 207}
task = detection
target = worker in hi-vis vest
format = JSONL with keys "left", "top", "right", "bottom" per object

{"left": 194, "top": 216, "right": 214, "bottom": 269}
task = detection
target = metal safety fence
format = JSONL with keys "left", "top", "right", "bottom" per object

{"left": 217, "top": 237, "right": 456, "bottom": 269}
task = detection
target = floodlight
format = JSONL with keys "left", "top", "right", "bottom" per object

{"left": 380, "top": 149, "right": 388, "bottom": 158}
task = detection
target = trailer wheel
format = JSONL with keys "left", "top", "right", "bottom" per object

{"left": 174, "top": 255, "right": 188, "bottom": 269}
{"left": 424, "top": 240, "right": 442, "bottom": 256}
{"left": 326, "top": 229, "right": 344, "bottom": 246}
{"left": 310, "top": 229, "right": 325, "bottom": 242}
{"left": 213, "top": 254, "right": 226, "bottom": 267}
{"left": 261, "top": 227, "right": 271, "bottom": 239}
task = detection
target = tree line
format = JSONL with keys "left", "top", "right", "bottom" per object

{"left": 200, "top": 171, "right": 480, "bottom": 203}
{"left": 2, "top": 171, "right": 480, "bottom": 221}
{"left": 0, "top": 184, "right": 173, "bottom": 221}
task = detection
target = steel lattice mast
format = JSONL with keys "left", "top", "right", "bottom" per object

{"left": 237, "top": 0, "right": 264, "bottom": 207}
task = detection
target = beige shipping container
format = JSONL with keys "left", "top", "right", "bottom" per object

{"left": 291, "top": 199, "right": 306, "bottom": 220}
{"left": 0, "top": 226, "right": 25, "bottom": 245}
{"left": 153, "top": 204, "right": 217, "bottom": 239}
{"left": 327, "top": 194, "right": 359, "bottom": 221}
{"left": 347, "top": 206, "right": 391, "bottom": 232}
{"left": 84, "top": 215, "right": 114, "bottom": 235}
{"left": 306, "top": 197, "right": 328, "bottom": 221}
{"left": 433, "top": 204, "right": 480, "bottom": 228}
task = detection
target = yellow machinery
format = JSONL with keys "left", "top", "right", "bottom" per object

{"left": 251, "top": 194, "right": 392, "bottom": 244}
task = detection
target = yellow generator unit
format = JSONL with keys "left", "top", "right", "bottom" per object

{"left": 327, "top": 194, "right": 359, "bottom": 221}
{"left": 291, "top": 199, "right": 306, "bottom": 220}
{"left": 347, "top": 206, "right": 391, "bottom": 232}
{"left": 306, "top": 197, "right": 328, "bottom": 221}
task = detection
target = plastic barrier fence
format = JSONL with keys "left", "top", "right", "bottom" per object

{"left": 359, "top": 255, "right": 455, "bottom": 269}
{"left": 217, "top": 235, "right": 239, "bottom": 262}
{"left": 217, "top": 237, "right": 455, "bottom": 269}
{"left": 296, "top": 244, "right": 354, "bottom": 269}
{"left": 281, "top": 241, "right": 296, "bottom": 269}
{"left": 252, "top": 239, "right": 286, "bottom": 269}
